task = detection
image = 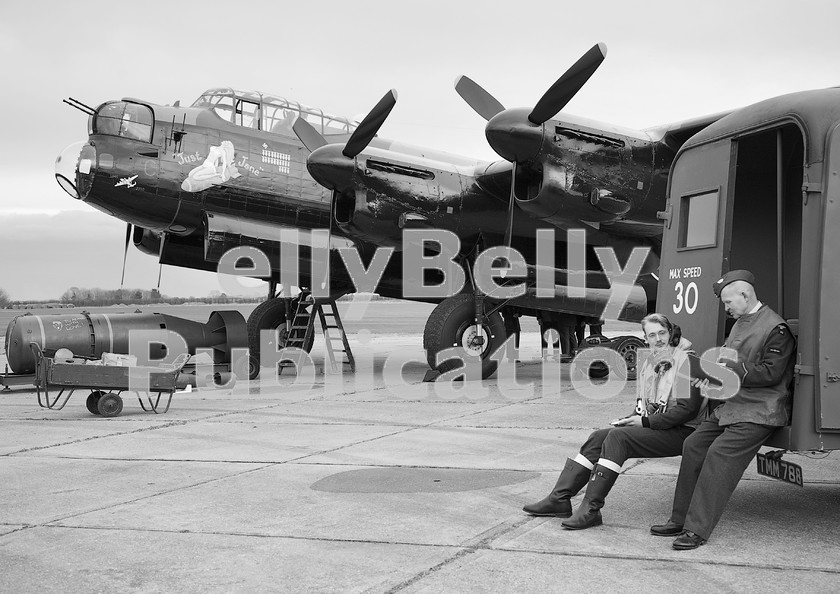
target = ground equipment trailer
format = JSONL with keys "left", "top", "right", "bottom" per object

{"left": 29, "top": 342, "right": 190, "bottom": 417}
{"left": 657, "top": 87, "right": 840, "bottom": 459}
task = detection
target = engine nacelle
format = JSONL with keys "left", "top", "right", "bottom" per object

{"left": 133, "top": 226, "right": 162, "bottom": 256}
{"left": 516, "top": 162, "right": 632, "bottom": 225}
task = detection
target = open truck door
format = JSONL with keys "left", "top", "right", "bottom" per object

{"left": 658, "top": 88, "right": 840, "bottom": 453}
{"left": 816, "top": 122, "right": 840, "bottom": 436}
{"left": 657, "top": 141, "right": 732, "bottom": 352}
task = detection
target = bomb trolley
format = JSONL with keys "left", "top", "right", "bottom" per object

{"left": 29, "top": 342, "right": 190, "bottom": 417}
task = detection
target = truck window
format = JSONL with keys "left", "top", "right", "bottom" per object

{"left": 679, "top": 189, "right": 718, "bottom": 248}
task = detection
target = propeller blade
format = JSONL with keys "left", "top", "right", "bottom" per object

{"left": 292, "top": 117, "right": 327, "bottom": 152}
{"left": 120, "top": 223, "right": 132, "bottom": 287}
{"left": 455, "top": 75, "right": 506, "bottom": 121}
{"left": 156, "top": 234, "right": 165, "bottom": 289}
{"left": 504, "top": 162, "right": 517, "bottom": 247}
{"left": 342, "top": 89, "right": 398, "bottom": 159}
{"left": 528, "top": 42, "right": 607, "bottom": 125}
{"left": 329, "top": 189, "right": 337, "bottom": 244}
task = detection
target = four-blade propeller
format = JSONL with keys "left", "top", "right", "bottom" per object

{"left": 456, "top": 42, "right": 607, "bottom": 126}
{"left": 291, "top": 89, "right": 400, "bottom": 249}
{"left": 455, "top": 43, "right": 608, "bottom": 245}
{"left": 292, "top": 44, "right": 606, "bottom": 249}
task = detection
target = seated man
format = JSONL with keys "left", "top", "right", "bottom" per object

{"left": 650, "top": 270, "right": 796, "bottom": 550}
{"left": 523, "top": 313, "right": 706, "bottom": 529}
{"left": 272, "top": 109, "right": 298, "bottom": 135}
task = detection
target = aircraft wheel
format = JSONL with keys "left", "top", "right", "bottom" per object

{"left": 423, "top": 294, "right": 506, "bottom": 380}
{"left": 230, "top": 353, "right": 250, "bottom": 384}
{"left": 613, "top": 336, "right": 645, "bottom": 381}
{"left": 246, "top": 298, "right": 314, "bottom": 380}
{"left": 86, "top": 390, "right": 105, "bottom": 415}
{"left": 97, "top": 393, "right": 123, "bottom": 417}
{"left": 585, "top": 335, "right": 645, "bottom": 380}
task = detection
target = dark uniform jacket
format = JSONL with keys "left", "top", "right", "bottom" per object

{"left": 637, "top": 345, "right": 707, "bottom": 430}
{"left": 643, "top": 387, "right": 706, "bottom": 430}
{"left": 717, "top": 304, "right": 796, "bottom": 427}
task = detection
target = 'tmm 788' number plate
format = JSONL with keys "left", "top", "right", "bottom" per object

{"left": 756, "top": 453, "right": 803, "bottom": 487}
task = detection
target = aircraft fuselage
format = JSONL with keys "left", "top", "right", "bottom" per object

{"left": 57, "top": 88, "right": 668, "bottom": 306}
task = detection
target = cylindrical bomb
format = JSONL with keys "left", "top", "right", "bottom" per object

{"left": 4, "top": 310, "right": 247, "bottom": 374}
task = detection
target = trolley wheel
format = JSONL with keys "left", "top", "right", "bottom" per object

{"left": 86, "top": 390, "right": 105, "bottom": 415}
{"left": 97, "top": 393, "right": 124, "bottom": 417}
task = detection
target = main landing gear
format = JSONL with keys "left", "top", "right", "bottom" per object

{"left": 422, "top": 293, "right": 507, "bottom": 380}
{"left": 246, "top": 296, "right": 315, "bottom": 379}
{"left": 422, "top": 294, "right": 646, "bottom": 381}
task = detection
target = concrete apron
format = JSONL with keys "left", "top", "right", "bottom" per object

{"left": 1, "top": 334, "right": 839, "bottom": 592}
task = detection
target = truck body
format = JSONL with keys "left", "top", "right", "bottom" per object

{"left": 657, "top": 87, "right": 840, "bottom": 452}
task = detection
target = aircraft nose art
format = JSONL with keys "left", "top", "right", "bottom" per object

{"left": 55, "top": 141, "right": 87, "bottom": 199}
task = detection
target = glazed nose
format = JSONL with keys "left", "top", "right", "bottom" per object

{"left": 55, "top": 141, "right": 86, "bottom": 198}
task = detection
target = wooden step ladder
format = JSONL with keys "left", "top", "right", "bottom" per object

{"left": 279, "top": 295, "right": 355, "bottom": 375}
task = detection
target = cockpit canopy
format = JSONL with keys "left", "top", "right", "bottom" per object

{"left": 92, "top": 101, "right": 154, "bottom": 143}
{"left": 191, "top": 87, "right": 358, "bottom": 137}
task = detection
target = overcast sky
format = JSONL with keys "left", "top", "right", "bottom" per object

{"left": 2, "top": 0, "right": 839, "bottom": 300}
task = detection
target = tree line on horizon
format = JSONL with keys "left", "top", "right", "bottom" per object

{"left": 0, "top": 286, "right": 261, "bottom": 309}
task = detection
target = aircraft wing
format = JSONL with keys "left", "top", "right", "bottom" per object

{"left": 645, "top": 109, "right": 734, "bottom": 150}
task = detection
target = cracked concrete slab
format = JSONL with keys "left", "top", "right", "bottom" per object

{"left": 2, "top": 315, "right": 838, "bottom": 591}
{"left": 47, "top": 463, "right": 541, "bottom": 548}
{"left": 13, "top": 421, "right": 409, "bottom": 463}
{"left": 0, "top": 527, "right": 458, "bottom": 593}
{"left": 0, "top": 457, "right": 267, "bottom": 525}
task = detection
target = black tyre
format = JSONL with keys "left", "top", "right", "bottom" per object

{"left": 612, "top": 336, "right": 646, "bottom": 381}
{"left": 539, "top": 323, "right": 561, "bottom": 348}
{"left": 246, "top": 298, "right": 314, "bottom": 380}
{"left": 587, "top": 361, "right": 610, "bottom": 379}
{"left": 86, "top": 391, "right": 104, "bottom": 415}
{"left": 582, "top": 335, "right": 645, "bottom": 380}
{"left": 423, "top": 294, "right": 507, "bottom": 380}
{"left": 230, "top": 353, "right": 251, "bottom": 383}
{"left": 97, "top": 393, "right": 123, "bottom": 417}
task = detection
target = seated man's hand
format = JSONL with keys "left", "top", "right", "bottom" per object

{"left": 611, "top": 415, "right": 642, "bottom": 427}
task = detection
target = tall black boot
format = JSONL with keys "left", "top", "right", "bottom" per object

{"left": 561, "top": 465, "right": 619, "bottom": 530}
{"left": 523, "top": 458, "right": 592, "bottom": 517}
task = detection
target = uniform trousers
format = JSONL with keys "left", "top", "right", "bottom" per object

{"left": 669, "top": 418, "right": 775, "bottom": 540}
{"left": 579, "top": 425, "right": 694, "bottom": 466}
